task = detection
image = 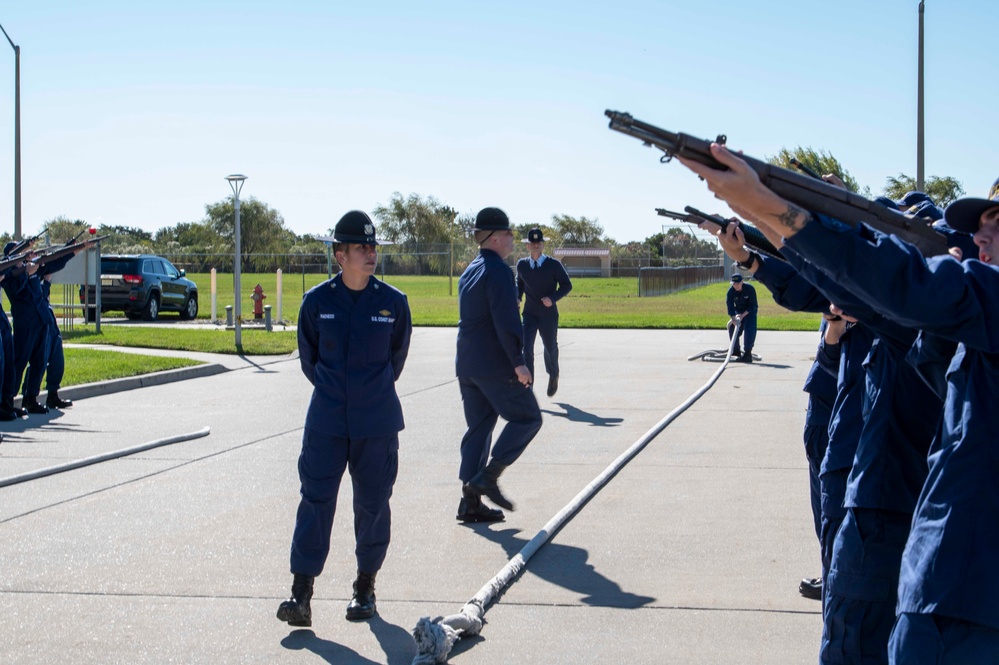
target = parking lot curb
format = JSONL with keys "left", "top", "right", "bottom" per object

{"left": 13, "top": 363, "right": 230, "bottom": 407}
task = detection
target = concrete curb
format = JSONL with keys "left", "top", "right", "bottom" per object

{"left": 14, "top": 362, "right": 230, "bottom": 407}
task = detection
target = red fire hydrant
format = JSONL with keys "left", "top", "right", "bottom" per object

{"left": 250, "top": 284, "right": 266, "bottom": 319}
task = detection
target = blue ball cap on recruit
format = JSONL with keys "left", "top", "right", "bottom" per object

{"left": 333, "top": 210, "right": 384, "bottom": 244}
{"left": 731, "top": 273, "right": 743, "bottom": 283}
{"left": 944, "top": 176, "right": 999, "bottom": 234}
{"left": 474, "top": 207, "right": 510, "bottom": 231}
{"left": 895, "top": 191, "right": 933, "bottom": 211}
{"left": 910, "top": 200, "right": 944, "bottom": 222}
{"left": 3, "top": 241, "right": 16, "bottom": 256}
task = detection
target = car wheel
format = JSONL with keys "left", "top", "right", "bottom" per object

{"left": 179, "top": 294, "right": 198, "bottom": 320}
{"left": 141, "top": 295, "right": 160, "bottom": 321}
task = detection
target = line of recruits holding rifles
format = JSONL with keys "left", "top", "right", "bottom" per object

{"left": 678, "top": 140, "right": 999, "bottom": 664}
{"left": 0, "top": 234, "right": 97, "bottom": 441}
{"left": 275, "top": 208, "right": 571, "bottom": 628}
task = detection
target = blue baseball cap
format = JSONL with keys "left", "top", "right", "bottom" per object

{"left": 873, "top": 196, "right": 899, "bottom": 210}
{"left": 3, "top": 241, "right": 16, "bottom": 256}
{"left": 944, "top": 177, "right": 999, "bottom": 234}
{"left": 895, "top": 191, "right": 933, "bottom": 211}
{"left": 909, "top": 200, "right": 943, "bottom": 222}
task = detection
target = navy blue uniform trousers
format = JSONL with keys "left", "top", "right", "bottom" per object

{"left": 727, "top": 314, "right": 757, "bottom": 354}
{"left": 458, "top": 375, "right": 542, "bottom": 482}
{"left": 522, "top": 310, "right": 559, "bottom": 380}
{"left": 0, "top": 311, "right": 15, "bottom": 408}
{"left": 45, "top": 312, "right": 65, "bottom": 392}
{"left": 290, "top": 430, "right": 399, "bottom": 577}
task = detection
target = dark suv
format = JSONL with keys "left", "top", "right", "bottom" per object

{"left": 80, "top": 254, "right": 198, "bottom": 321}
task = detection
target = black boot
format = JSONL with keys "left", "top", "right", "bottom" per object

{"left": 46, "top": 390, "right": 73, "bottom": 409}
{"left": 346, "top": 571, "right": 377, "bottom": 621}
{"left": 0, "top": 406, "right": 18, "bottom": 421}
{"left": 456, "top": 484, "right": 505, "bottom": 523}
{"left": 468, "top": 461, "right": 514, "bottom": 511}
{"left": 276, "top": 573, "right": 314, "bottom": 627}
{"left": 739, "top": 351, "right": 754, "bottom": 364}
{"left": 21, "top": 397, "right": 49, "bottom": 415}
{"left": 546, "top": 375, "right": 559, "bottom": 397}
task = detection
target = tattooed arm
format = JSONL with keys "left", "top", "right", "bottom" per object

{"left": 678, "top": 142, "right": 813, "bottom": 240}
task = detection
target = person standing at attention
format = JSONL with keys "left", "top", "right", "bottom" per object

{"left": 516, "top": 227, "right": 572, "bottom": 396}
{"left": 277, "top": 210, "right": 412, "bottom": 627}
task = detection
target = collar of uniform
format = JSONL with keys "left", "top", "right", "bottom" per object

{"left": 329, "top": 273, "right": 378, "bottom": 290}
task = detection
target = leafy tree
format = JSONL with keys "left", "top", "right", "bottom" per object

{"left": 94, "top": 224, "right": 156, "bottom": 254}
{"left": 767, "top": 146, "right": 862, "bottom": 194}
{"left": 40, "top": 216, "right": 90, "bottom": 245}
{"left": 203, "top": 196, "right": 294, "bottom": 271}
{"left": 550, "top": 214, "right": 605, "bottom": 245}
{"left": 646, "top": 228, "right": 719, "bottom": 260}
{"left": 372, "top": 192, "right": 460, "bottom": 244}
{"left": 882, "top": 174, "right": 965, "bottom": 208}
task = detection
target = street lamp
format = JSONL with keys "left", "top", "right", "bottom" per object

{"left": 226, "top": 174, "right": 247, "bottom": 348}
{"left": 0, "top": 22, "right": 21, "bottom": 240}
{"left": 916, "top": 0, "right": 925, "bottom": 191}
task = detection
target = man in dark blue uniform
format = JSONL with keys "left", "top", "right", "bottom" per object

{"left": 681, "top": 146, "right": 999, "bottom": 663}
{"left": 517, "top": 228, "right": 572, "bottom": 397}
{"left": 725, "top": 273, "right": 758, "bottom": 362}
{"left": 277, "top": 211, "right": 412, "bottom": 628}
{"left": 455, "top": 207, "right": 543, "bottom": 523}
{"left": 0, "top": 268, "right": 25, "bottom": 421}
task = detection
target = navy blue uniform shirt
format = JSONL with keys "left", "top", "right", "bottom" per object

{"left": 456, "top": 248, "right": 525, "bottom": 377}
{"left": 786, "top": 213, "right": 999, "bottom": 629}
{"left": 516, "top": 255, "right": 572, "bottom": 318}
{"left": 726, "top": 282, "right": 758, "bottom": 317}
{"left": 298, "top": 273, "right": 411, "bottom": 439}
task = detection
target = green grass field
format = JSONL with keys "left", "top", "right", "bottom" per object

{"left": 52, "top": 273, "right": 823, "bottom": 330}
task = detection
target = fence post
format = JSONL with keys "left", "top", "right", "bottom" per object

{"left": 210, "top": 268, "right": 217, "bottom": 322}
{"left": 276, "top": 268, "right": 283, "bottom": 323}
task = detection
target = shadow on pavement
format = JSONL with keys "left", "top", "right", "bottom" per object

{"left": 473, "top": 526, "right": 655, "bottom": 608}
{"left": 541, "top": 402, "right": 624, "bottom": 427}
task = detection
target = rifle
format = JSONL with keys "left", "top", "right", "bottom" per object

{"left": 7, "top": 236, "right": 108, "bottom": 277}
{"left": 789, "top": 158, "right": 823, "bottom": 181}
{"left": 656, "top": 206, "right": 785, "bottom": 261}
{"left": 0, "top": 251, "right": 32, "bottom": 274}
{"left": 605, "top": 110, "right": 948, "bottom": 256}
{"left": 5, "top": 227, "right": 47, "bottom": 257}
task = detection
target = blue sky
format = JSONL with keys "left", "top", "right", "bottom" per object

{"left": 0, "top": 1, "right": 994, "bottom": 244}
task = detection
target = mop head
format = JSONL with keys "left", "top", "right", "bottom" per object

{"left": 411, "top": 604, "right": 484, "bottom": 664}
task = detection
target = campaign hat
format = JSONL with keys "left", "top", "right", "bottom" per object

{"left": 474, "top": 207, "right": 511, "bottom": 231}
{"left": 944, "top": 177, "right": 999, "bottom": 234}
{"left": 525, "top": 228, "right": 545, "bottom": 243}
{"left": 333, "top": 210, "right": 385, "bottom": 245}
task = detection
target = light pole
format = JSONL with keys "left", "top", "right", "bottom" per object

{"left": 0, "top": 22, "right": 21, "bottom": 240}
{"left": 226, "top": 174, "right": 247, "bottom": 348}
{"left": 916, "top": 0, "right": 925, "bottom": 191}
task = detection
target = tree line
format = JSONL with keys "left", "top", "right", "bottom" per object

{"left": 0, "top": 148, "right": 963, "bottom": 275}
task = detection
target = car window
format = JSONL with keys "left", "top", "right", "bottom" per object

{"left": 102, "top": 259, "right": 138, "bottom": 274}
{"left": 162, "top": 260, "right": 180, "bottom": 278}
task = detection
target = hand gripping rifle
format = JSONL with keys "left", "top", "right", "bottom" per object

{"left": 656, "top": 206, "right": 785, "bottom": 261}
{"left": 605, "top": 110, "right": 948, "bottom": 256}
{"left": 0, "top": 251, "right": 31, "bottom": 274}
{"left": 5, "top": 227, "right": 47, "bottom": 257}
{"left": 6, "top": 235, "right": 108, "bottom": 277}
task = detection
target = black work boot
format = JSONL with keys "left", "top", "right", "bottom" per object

{"left": 456, "top": 484, "right": 505, "bottom": 523}
{"left": 276, "top": 573, "right": 314, "bottom": 627}
{"left": 21, "top": 397, "right": 49, "bottom": 415}
{"left": 467, "top": 461, "right": 514, "bottom": 511}
{"left": 740, "top": 351, "right": 754, "bottom": 364}
{"left": 46, "top": 390, "right": 73, "bottom": 409}
{"left": 546, "top": 375, "right": 559, "bottom": 397}
{"left": 346, "top": 571, "right": 377, "bottom": 621}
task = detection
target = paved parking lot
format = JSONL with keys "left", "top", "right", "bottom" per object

{"left": 0, "top": 328, "right": 823, "bottom": 664}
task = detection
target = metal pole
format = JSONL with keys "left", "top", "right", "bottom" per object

{"left": 916, "top": 0, "right": 925, "bottom": 192}
{"left": 226, "top": 175, "right": 247, "bottom": 349}
{"left": 0, "top": 23, "right": 21, "bottom": 240}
